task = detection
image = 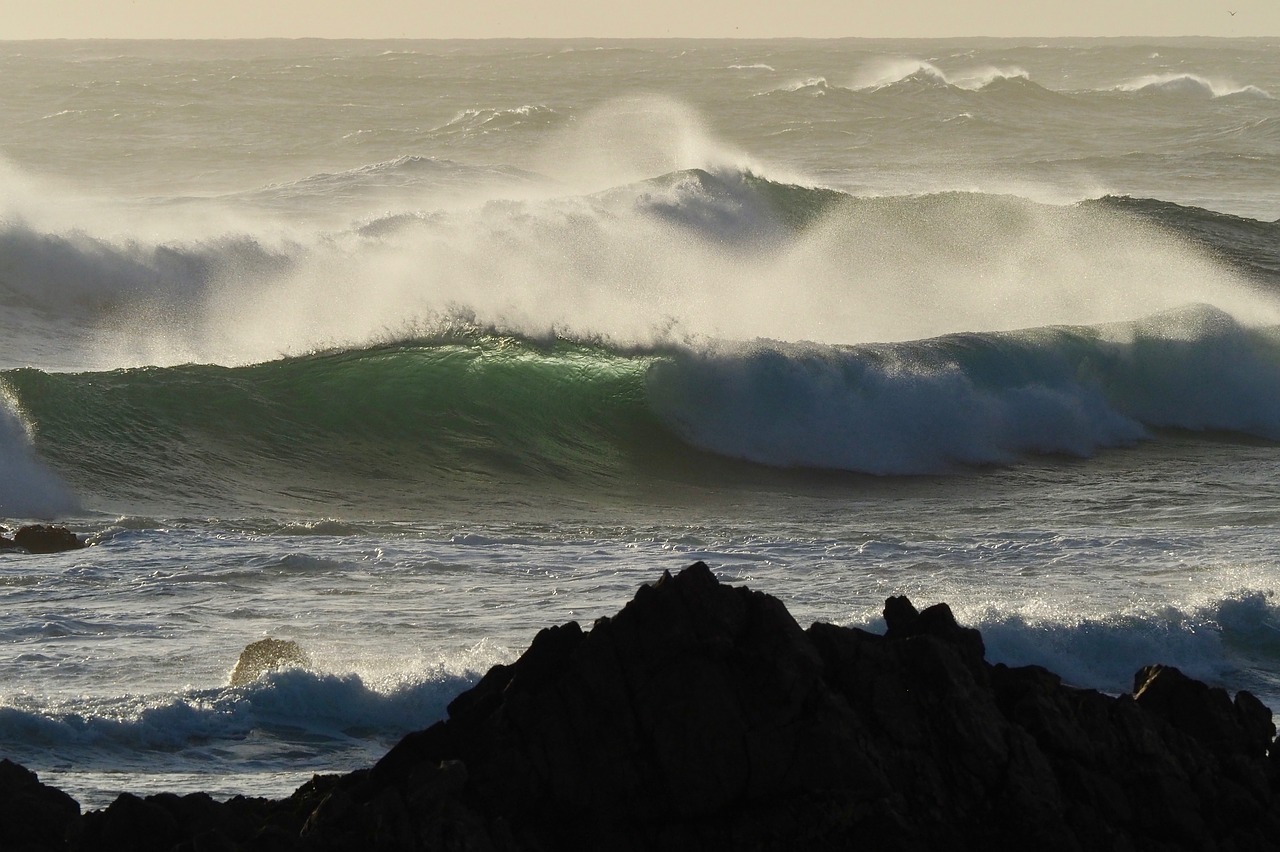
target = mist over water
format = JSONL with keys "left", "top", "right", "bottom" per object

{"left": 4, "top": 38, "right": 1280, "bottom": 368}
{"left": 2, "top": 152, "right": 1277, "bottom": 371}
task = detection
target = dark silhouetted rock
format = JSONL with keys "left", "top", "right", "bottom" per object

{"left": 230, "top": 638, "right": 310, "bottom": 686}
{"left": 1134, "top": 663, "right": 1277, "bottom": 757}
{"left": 882, "top": 594, "right": 986, "bottom": 670}
{"left": 11, "top": 525, "right": 85, "bottom": 554}
{"left": 11, "top": 562, "right": 1280, "bottom": 850}
{"left": 296, "top": 562, "right": 1280, "bottom": 851}
{"left": 0, "top": 758, "right": 80, "bottom": 851}
{"left": 78, "top": 788, "right": 291, "bottom": 852}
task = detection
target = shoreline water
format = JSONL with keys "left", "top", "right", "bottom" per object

{"left": 7, "top": 563, "right": 1280, "bottom": 851}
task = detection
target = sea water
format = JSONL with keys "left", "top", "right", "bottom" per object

{"left": 2, "top": 37, "right": 1280, "bottom": 807}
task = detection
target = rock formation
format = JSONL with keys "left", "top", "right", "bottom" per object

{"left": 0, "top": 525, "right": 86, "bottom": 554}
{"left": 0, "top": 760, "right": 80, "bottom": 852}
{"left": 230, "top": 638, "right": 311, "bottom": 686}
{"left": 8, "top": 561, "right": 1280, "bottom": 851}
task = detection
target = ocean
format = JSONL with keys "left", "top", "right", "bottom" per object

{"left": 2, "top": 37, "right": 1280, "bottom": 809}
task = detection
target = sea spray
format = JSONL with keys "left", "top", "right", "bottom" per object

{"left": 533, "top": 94, "right": 764, "bottom": 193}
{"left": 38, "top": 180, "right": 1278, "bottom": 369}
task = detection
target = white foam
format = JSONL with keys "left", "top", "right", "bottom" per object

{"left": 646, "top": 306, "right": 1280, "bottom": 475}
{"left": 646, "top": 337, "right": 1141, "bottom": 474}
{"left": 834, "top": 559, "right": 1280, "bottom": 703}
{"left": 0, "top": 664, "right": 478, "bottom": 754}
{"left": 0, "top": 387, "right": 77, "bottom": 519}
{"left": 975, "top": 587, "right": 1280, "bottom": 699}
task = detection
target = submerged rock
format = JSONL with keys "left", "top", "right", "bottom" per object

{"left": 14, "top": 562, "right": 1280, "bottom": 850}
{"left": 230, "top": 638, "right": 310, "bottom": 686}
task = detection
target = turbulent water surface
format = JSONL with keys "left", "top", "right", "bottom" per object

{"left": 2, "top": 37, "right": 1280, "bottom": 807}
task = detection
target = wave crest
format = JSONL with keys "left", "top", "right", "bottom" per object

{"left": 852, "top": 59, "right": 1033, "bottom": 93}
{"left": 431, "top": 104, "right": 562, "bottom": 136}
{"left": 0, "top": 664, "right": 478, "bottom": 808}
{"left": 1115, "top": 73, "right": 1273, "bottom": 99}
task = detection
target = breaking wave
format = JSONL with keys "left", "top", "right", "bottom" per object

{"left": 852, "top": 59, "right": 1033, "bottom": 92}
{"left": 3, "top": 303, "right": 1278, "bottom": 516}
{"left": 1114, "top": 73, "right": 1273, "bottom": 99}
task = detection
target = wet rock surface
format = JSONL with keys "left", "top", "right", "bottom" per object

{"left": 9, "top": 562, "right": 1280, "bottom": 850}
{"left": 230, "top": 638, "right": 311, "bottom": 686}
{"left": 0, "top": 525, "right": 86, "bottom": 554}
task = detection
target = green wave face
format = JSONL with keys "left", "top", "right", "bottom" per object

{"left": 9, "top": 303, "right": 1280, "bottom": 520}
{"left": 5, "top": 336, "right": 690, "bottom": 516}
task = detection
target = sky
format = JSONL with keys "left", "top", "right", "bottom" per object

{"left": 3, "top": 0, "right": 1275, "bottom": 39}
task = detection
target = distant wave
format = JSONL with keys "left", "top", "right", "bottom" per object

{"left": 767, "top": 62, "right": 1054, "bottom": 100}
{"left": 1090, "top": 195, "right": 1280, "bottom": 283}
{"left": 1114, "top": 73, "right": 1273, "bottom": 99}
{"left": 853, "top": 60, "right": 1034, "bottom": 92}
{"left": 728, "top": 63, "right": 775, "bottom": 71}
{"left": 429, "top": 104, "right": 562, "bottom": 136}
{"left": 242, "top": 155, "right": 541, "bottom": 203}
{"left": 1217, "top": 116, "right": 1280, "bottom": 146}
{"left": 0, "top": 219, "right": 289, "bottom": 315}
{"left": 611, "top": 167, "right": 846, "bottom": 243}
{"left": 774, "top": 76, "right": 833, "bottom": 95}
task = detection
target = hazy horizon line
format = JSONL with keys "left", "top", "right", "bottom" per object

{"left": 3, "top": 34, "right": 1278, "bottom": 43}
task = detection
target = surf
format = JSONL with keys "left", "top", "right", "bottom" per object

{"left": 649, "top": 305, "right": 1280, "bottom": 474}
{"left": 6, "top": 303, "right": 1280, "bottom": 519}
